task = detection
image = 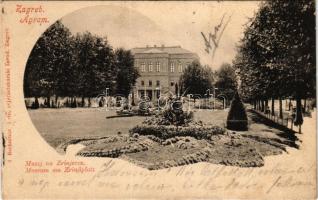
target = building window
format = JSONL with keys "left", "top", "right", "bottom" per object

{"left": 149, "top": 80, "right": 152, "bottom": 86}
{"left": 178, "top": 63, "right": 183, "bottom": 72}
{"left": 149, "top": 62, "right": 153, "bottom": 72}
{"left": 156, "top": 62, "right": 161, "bottom": 72}
{"left": 156, "top": 80, "right": 160, "bottom": 86}
{"left": 141, "top": 62, "right": 146, "bottom": 72}
{"left": 171, "top": 82, "right": 174, "bottom": 87}
{"left": 170, "top": 62, "right": 175, "bottom": 72}
{"left": 141, "top": 80, "right": 144, "bottom": 86}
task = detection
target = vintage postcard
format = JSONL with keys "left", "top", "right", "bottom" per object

{"left": 1, "top": 1, "right": 316, "bottom": 199}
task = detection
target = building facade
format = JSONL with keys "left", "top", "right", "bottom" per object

{"left": 131, "top": 45, "right": 199, "bottom": 102}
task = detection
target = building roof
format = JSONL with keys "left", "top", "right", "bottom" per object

{"left": 142, "top": 48, "right": 166, "bottom": 54}
{"left": 131, "top": 45, "right": 195, "bottom": 55}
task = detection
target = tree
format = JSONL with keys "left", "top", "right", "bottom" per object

{"left": 179, "top": 60, "right": 213, "bottom": 96}
{"left": 215, "top": 63, "right": 237, "bottom": 102}
{"left": 226, "top": 92, "right": 248, "bottom": 131}
{"left": 24, "top": 20, "right": 73, "bottom": 104}
{"left": 72, "top": 32, "right": 117, "bottom": 106}
{"left": 114, "top": 48, "right": 139, "bottom": 97}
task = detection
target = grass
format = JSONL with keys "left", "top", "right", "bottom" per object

{"left": 28, "top": 106, "right": 299, "bottom": 169}
{"left": 28, "top": 108, "right": 228, "bottom": 146}
{"left": 28, "top": 108, "right": 145, "bottom": 148}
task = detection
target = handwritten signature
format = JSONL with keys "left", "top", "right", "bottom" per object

{"left": 201, "top": 13, "right": 233, "bottom": 61}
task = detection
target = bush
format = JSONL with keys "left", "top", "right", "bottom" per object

{"left": 144, "top": 110, "right": 194, "bottom": 126}
{"left": 138, "top": 101, "right": 150, "bottom": 115}
{"left": 226, "top": 92, "right": 248, "bottom": 131}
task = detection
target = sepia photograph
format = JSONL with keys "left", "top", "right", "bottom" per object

{"left": 22, "top": 1, "right": 316, "bottom": 171}
{"left": 2, "top": 1, "right": 315, "bottom": 199}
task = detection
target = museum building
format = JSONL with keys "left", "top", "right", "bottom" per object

{"left": 131, "top": 45, "right": 199, "bottom": 101}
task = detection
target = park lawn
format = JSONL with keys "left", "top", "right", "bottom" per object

{"left": 28, "top": 108, "right": 145, "bottom": 148}
{"left": 193, "top": 109, "right": 228, "bottom": 126}
{"left": 28, "top": 107, "right": 297, "bottom": 156}
{"left": 28, "top": 108, "right": 228, "bottom": 149}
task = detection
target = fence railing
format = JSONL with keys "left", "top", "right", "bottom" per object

{"left": 252, "top": 109, "right": 296, "bottom": 132}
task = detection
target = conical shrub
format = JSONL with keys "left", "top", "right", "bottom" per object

{"left": 226, "top": 92, "right": 248, "bottom": 131}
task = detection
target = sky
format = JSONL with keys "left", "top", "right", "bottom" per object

{"left": 61, "top": 1, "right": 260, "bottom": 70}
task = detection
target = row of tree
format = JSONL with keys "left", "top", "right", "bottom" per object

{"left": 24, "top": 21, "right": 139, "bottom": 107}
{"left": 234, "top": 0, "right": 315, "bottom": 129}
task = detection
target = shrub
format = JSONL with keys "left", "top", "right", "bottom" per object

{"left": 226, "top": 92, "right": 248, "bottom": 131}
{"left": 138, "top": 101, "right": 150, "bottom": 115}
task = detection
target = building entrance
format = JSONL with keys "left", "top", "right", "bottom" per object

{"left": 146, "top": 90, "right": 153, "bottom": 100}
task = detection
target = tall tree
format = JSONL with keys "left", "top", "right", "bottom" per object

{"left": 24, "top": 20, "right": 73, "bottom": 105}
{"left": 114, "top": 48, "right": 139, "bottom": 97}
{"left": 215, "top": 63, "right": 237, "bottom": 101}
{"left": 71, "top": 32, "right": 117, "bottom": 106}
{"left": 180, "top": 60, "right": 213, "bottom": 96}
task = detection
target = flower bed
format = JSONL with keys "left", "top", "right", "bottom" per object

{"left": 77, "top": 136, "right": 155, "bottom": 158}
{"left": 129, "top": 124, "right": 225, "bottom": 140}
{"left": 145, "top": 147, "right": 212, "bottom": 170}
